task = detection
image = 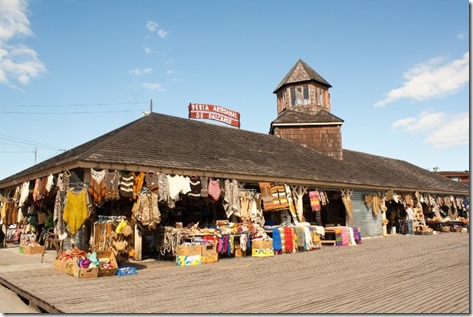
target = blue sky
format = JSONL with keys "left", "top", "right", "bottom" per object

{"left": 0, "top": 0, "right": 469, "bottom": 181}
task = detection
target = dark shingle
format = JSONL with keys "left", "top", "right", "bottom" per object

{"left": 0, "top": 112, "right": 468, "bottom": 195}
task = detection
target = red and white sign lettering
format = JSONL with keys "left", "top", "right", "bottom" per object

{"left": 188, "top": 103, "right": 240, "bottom": 128}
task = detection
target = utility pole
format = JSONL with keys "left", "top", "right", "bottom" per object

{"left": 34, "top": 147, "right": 37, "bottom": 165}
{"left": 150, "top": 99, "right": 153, "bottom": 113}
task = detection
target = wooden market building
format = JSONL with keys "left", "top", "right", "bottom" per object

{"left": 0, "top": 59, "right": 468, "bottom": 258}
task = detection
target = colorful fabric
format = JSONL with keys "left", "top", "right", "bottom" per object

{"left": 284, "top": 227, "right": 293, "bottom": 253}
{"left": 208, "top": 178, "right": 222, "bottom": 201}
{"left": 309, "top": 191, "right": 321, "bottom": 211}
{"left": 279, "top": 228, "right": 286, "bottom": 253}
{"left": 353, "top": 227, "right": 362, "bottom": 244}
{"left": 63, "top": 189, "right": 90, "bottom": 235}
{"left": 272, "top": 228, "right": 282, "bottom": 252}
{"left": 335, "top": 228, "right": 343, "bottom": 246}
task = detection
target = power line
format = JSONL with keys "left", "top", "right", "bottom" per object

{"left": 0, "top": 101, "right": 148, "bottom": 107}
{"left": 0, "top": 133, "right": 66, "bottom": 151}
{"left": 0, "top": 109, "right": 146, "bottom": 115}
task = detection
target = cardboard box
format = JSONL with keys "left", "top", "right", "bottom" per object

{"left": 252, "top": 248, "right": 274, "bottom": 257}
{"left": 70, "top": 257, "right": 99, "bottom": 278}
{"left": 176, "top": 244, "right": 202, "bottom": 256}
{"left": 201, "top": 243, "right": 217, "bottom": 256}
{"left": 96, "top": 250, "right": 118, "bottom": 277}
{"left": 252, "top": 239, "right": 273, "bottom": 250}
{"left": 202, "top": 253, "right": 218, "bottom": 264}
{"left": 23, "top": 246, "right": 45, "bottom": 255}
{"left": 176, "top": 255, "right": 202, "bottom": 267}
{"left": 53, "top": 259, "right": 69, "bottom": 273}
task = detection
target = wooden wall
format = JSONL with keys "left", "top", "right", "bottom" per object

{"left": 273, "top": 125, "right": 343, "bottom": 160}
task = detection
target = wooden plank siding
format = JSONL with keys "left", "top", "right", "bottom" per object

{"left": 351, "top": 190, "right": 382, "bottom": 238}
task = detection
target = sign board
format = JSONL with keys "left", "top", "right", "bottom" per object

{"left": 188, "top": 103, "right": 240, "bottom": 128}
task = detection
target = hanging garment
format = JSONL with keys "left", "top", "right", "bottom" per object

{"left": 145, "top": 170, "right": 159, "bottom": 192}
{"left": 135, "top": 192, "right": 161, "bottom": 226}
{"left": 63, "top": 189, "right": 90, "bottom": 235}
{"left": 223, "top": 179, "right": 240, "bottom": 218}
{"left": 119, "top": 171, "right": 134, "bottom": 198}
{"left": 133, "top": 172, "right": 145, "bottom": 200}
{"left": 89, "top": 168, "right": 106, "bottom": 205}
{"left": 33, "top": 179, "right": 41, "bottom": 201}
{"left": 45, "top": 174, "right": 55, "bottom": 194}
{"left": 158, "top": 173, "right": 169, "bottom": 203}
{"left": 208, "top": 178, "right": 221, "bottom": 201}
{"left": 200, "top": 176, "right": 209, "bottom": 197}
{"left": 188, "top": 176, "right": 202, "bottom": 197}
{"left": 19, "top": 181, "right": 30, "bottom": 207}
{"left": 104, "top": 170, "right": 120, "bottom": 201}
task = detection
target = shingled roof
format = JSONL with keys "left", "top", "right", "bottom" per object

{"left": 270, "top": 108, "right": 343, "bottom": 127}
{"left": 0, "top": 112, "right": 468, "bottom": 195}
{"left": 273, "top": 59, "right": 332, "bottom": 93}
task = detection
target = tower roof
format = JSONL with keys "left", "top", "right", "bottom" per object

{"left": 273, "top": 59, "right": 332, "bottom": 93}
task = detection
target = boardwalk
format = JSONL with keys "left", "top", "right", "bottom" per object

{"left": 0, "top": 232, "right": 469, "bottom": 313}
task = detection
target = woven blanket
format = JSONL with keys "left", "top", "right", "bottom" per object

{"left": 272, "top": 228, "right": 282, "bottom": 251}
{"left": 335, "top": 228, "right": 342, "bottom": 246}
{"left": 309, "top": 190, "right": 321, "bottom": 211}
{"left": 284, "top": 227, "right": 293, "bottom": 253}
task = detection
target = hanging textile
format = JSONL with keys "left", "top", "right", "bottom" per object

{"left": 19, "top": 181, "right": 30, "bottom": 207}
{"left": 158, "top": 173, "right": 169, "bottom": 203}
{"left": 134, "top": 191, "right": 161, "bottom": 228}
{"left": 133, "top": 172, "right": 145, "bottom": 200}
{"left": 200, "top": 176, "right": 209, "bottom": 197}
{"left": 104, "top": 170, "right": 120, "bottom": 201}
{"left": 341, "top": 189, "right": 353, "bottom": 218}
{"left": 223, "top": 179, "right": 240, "bottom": 218}
{"left": 309, "top": 190, "right": 321, "bottom": 211}
{"left": 208, "top": 178, "right": 222, "bottom": 201}
{"left": 54, "top": 190, "right": 68, "bottom": 239}
{"left": 63, "top": 188, "right": 91, "bottom": 235}
{"left": 89, "top": 168, "right": 106, "bottom": 205}
{"left": 145, "top": 170, "right": 159, "bottom": 192}
{"left": 119, "top": 171, "right": 134, "bottom": 198}
{"left": 188, "top": 176, "right": 202, "bottom": 198}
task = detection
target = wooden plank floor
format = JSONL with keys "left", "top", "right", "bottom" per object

{"left": 0, "top": 233, "right": 469, "bottom": 313}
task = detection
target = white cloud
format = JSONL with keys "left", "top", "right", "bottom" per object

{"left": 0, "top": 0, "right": 46, "bottom": 87}
{"left": 143, "top": 82, "right": 166, "bottom": 91}
{"left": 424, "top": 115, "right": 469, "bottom": 148}
{"left": 0, "top": 0, "right": 32, "bottom": 42}
{"left": 130, "top": 67, "right": 152, "bottom": 76}
{"left": 144, "top": 47, "right": 153, "bottom": 54}
{"left": 392, "top": 111, "right": 468, "bottom": 148}
{"left": 146, "top": 21, "right": 168, "bottom": 39}
{"left": 166, "top": 70, "right": 173, "bottom": 75}
{"left": 375, "top": 52, "right": 469, "bottom": 107}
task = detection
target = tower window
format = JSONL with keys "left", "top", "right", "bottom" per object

{"left": 290, "top": 85, "right": 310, "bottom": 107}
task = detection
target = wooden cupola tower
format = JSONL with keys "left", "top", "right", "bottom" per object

{"left": 269, "top": 59, "right": 344, "bottom": 160}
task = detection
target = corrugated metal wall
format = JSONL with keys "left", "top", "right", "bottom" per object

{"left": 351, "top": 190, "right": 383, "bottom": 238}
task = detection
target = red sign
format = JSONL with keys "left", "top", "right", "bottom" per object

{"left": 188, "top": 103, "right": 240, "bottom": 128}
